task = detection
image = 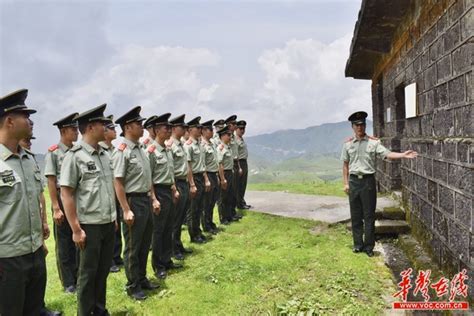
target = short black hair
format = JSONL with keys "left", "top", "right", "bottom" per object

{"left": 78, "top": 122, "right": 89, "bottom": 134}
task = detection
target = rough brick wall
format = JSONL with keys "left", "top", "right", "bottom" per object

{"left": 371, "top": 0, "right": 473, "bottom": 294}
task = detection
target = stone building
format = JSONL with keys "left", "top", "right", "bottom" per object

{"left": 346, "top": 0, "right": 473, "bottom": 294}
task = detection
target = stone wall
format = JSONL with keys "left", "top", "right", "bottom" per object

{"left": 371, "top": 0, "right": 473, "bottom": 295}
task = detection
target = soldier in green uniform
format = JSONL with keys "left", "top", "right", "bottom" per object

{"left": 168, "top": 114, "right": 193, "bottom": 260}
{"left": 224, "top": 115, "right": 242, "bottom": 221}
{"left": 143, "top": 115, "right": 158, "bottom": 148}
{"left": 99, "top": 115, "right": 124, "bottom": 273}
{"left": 201, "top": 119, "right": 220, "bottom": 234}
{"left": 211, "top": 119, "right": 224, "bottom": 146}
{"left": 112, "top": 107, "right": 159, "bottom": 300}
{"left": 60, "top": 104, "right": 117, "bottom": 315}
{"left": 44, "top": 112, "right": 79, "bottom": 293}
{"left": 216, "top": 125, "right": 235, "bottom": 225}
{"left": 0, "top": 89, "right": 46, "bottom": 315}
{"left": 235, "top": 120, "right": 251, "bottom": 209}
{"left": 341, "top": 111, "right": 417, "bottom": 257}
{"left": 184, "top": 117, "right": 211, "bottom": 243}
{"left": 20, "top": 134, "right": 62, "bottom": 316}
{"left": 147, "top": 113, "right": 182, "bottom": 278}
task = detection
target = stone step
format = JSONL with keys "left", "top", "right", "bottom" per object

{"left": 375, "top": 207, "right": 406, "bottom": 220}
{"left": 375, "top": 220, "right": 410, "bottom": 235}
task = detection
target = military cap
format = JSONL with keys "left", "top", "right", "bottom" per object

{"left": 224, "top": 115, "right": 237, "bottom": 124}
{"left": 75, "top": 103, "right": 109, "bottom": 125}
{"left": 53, "top": 112, "right": 79, "bottom": 129}
{"left": 213, "top": 119, "right": 225, "bottom": 127}
{"left": 236, "top": 120, "right": 247, "bottom": 128}
{"left": 104, "top": 115, "right": 116, "bottom": 129}
{"left": 148, "top": 113, "right": 172, "bottom": 126}
{"left": 0, "top": 89, "right": 36, "bottom": 117}
{"left": 217, "top": 125, "right": 232, "bottom": 136}
{"left": 115, "top": 106, "right": 146, "bottom": 125}
{"left": 201, "top": 119, "right": 214, "bottom": 130}
{"left": 348, "top": 111, "right": 368, "bottom": 125}
{"left": 169, "top": 114, "right": 186, "bottom": 126}
{"left": 187, "top": 116, "right": 201, "bottom": 128}
{"left": 144, "top": 115, "right": 158, "bottom": 129}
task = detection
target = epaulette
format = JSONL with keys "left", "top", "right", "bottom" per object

{"left": 218, "top": 144, "right": 224, "bottom": 151}
{"left": 143, "top": 138, "right": 150, "bottom": 145}
{"left": 48, "top": 144, "right": 59, "bottom": 152}
{"left": 368, "top": 135, "right": 379, "bottom": 141}
{"left": 148, "top": 145, "right": 156, "bottom": 153}
{"left": 118, "top": 143, "right": 127, "bottom": 151}
{"left": 70, "top": 144, "right": 82, "bottom": 152}
{"left": 344, "top": 137, "right": 354, "bottom": 143}
{"left": 165, "top": 139, "right": 172, "bottom": 147}
{"left": 185, "top": 139, "right": 193, "bottom": 145}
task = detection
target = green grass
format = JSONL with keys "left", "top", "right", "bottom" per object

{"left": 248, "top": 179, "right": 346, "bottom": 198}
{"left": 42, "top": 189, "right": 395, "bottom": 315}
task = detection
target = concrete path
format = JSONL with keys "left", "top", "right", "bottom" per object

{"left": 245, "top": 190, "right": 397, "bottom": 224}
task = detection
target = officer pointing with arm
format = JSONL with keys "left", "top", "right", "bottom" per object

{"left": 341, "top": 111, "right": 417, "bottom": 257}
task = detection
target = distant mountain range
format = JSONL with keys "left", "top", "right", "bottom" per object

{"left": 246, "top": 120, "right": 373, "bottom": 163}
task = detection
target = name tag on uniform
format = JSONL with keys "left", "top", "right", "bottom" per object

{"left": 0, "top": 170, "right": 15, "bottom": 184}
{"left": 86, "top": 161, "right": 97, "bottom": 171}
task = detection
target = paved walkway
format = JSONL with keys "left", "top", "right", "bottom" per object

{"left": 245, "top": 190, "right": 397, "bottom": 224}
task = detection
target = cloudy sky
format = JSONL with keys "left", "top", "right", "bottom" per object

{"left": 1, "top": 0, "right": 370, "bottom": 151}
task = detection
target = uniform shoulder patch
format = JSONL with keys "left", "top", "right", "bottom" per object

{"left": 218, "top": 144, "right": 224, "bottom": 151}
{"left": 185, "top": 139, "right": 193, "bottom": 145}
{"left": 118, "top": 143, "right": 127, "bottom": 151}
{"left": 147, "top": 145, "right": 156, "bottom": 153}
{"left": 70, "top": 144, "right": 82, "bottom": 152}
{"left": 143, "top": 138, "right": 150, "bottom": 145}
{"left": 48, "top": 144, "right": 59, "bottom": 152}
{"left": 368, "top": 135, "right": 379, "bottom": 141}
{"left": 344, "top": 137, "right": 354, "bottom": 143}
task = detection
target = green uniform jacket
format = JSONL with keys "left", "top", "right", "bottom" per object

{"left": 167, "top": 137, "right": 188, "bottom": 179}
{"left": 201, "top": 139, "right": 219, "bottom": 173}
{"left": 235, "top": 136, "right": 248, "bottom": 160}
{"left": 148, "top": 140, "right": 175, "bottom": 185}
{"left": 229, "top": 135, "right": 239, "bottom": 160}
{"left": 44, "top": 142, "right": 71, "bottom": 185}
{"left": 184, "top": 138, "right": 206, "bottom": 174}
{"left": 112, "top": 138, "right": 152, "bottom": 193}
{"left": 217, "top": 143, "right": 233, "bottom": 170}
{"left": 60, "top": 140, "right": 116, "bottom": 224}
{"left": 0, "top": 144, "right": 43, "bottom": 258}
{"left": 340, "top": 136, "right": 390, "bottom": 175}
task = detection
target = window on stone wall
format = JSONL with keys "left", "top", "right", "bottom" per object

{"left": 404, "top": 82, "right": 418, "bottom": 118}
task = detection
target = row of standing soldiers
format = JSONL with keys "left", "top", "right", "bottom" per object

{"left": 0, "top": 89, "right": 250, "bottom": 315}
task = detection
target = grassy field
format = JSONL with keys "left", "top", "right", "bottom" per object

{"left": 42, "top": 190, "right": 395, "bottom": 315}
{"left": 248, "top": 179, "right": 346, "bottom": 198}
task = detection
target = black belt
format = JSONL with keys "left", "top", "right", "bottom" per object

{"left": 176, "top": 178, "right": 187, "bottom": 183}
{"left": 193, "top": 172, "right": 204, "bottom": 177}
{"left": 350, "top": 173, "right": 374, "bottom": 179}
{"left": 126, "top": 192, "right": 149, "bottom": 197}
{"left": 239, "top": 159, "right": 247, "bottom": 161}
{"left": 154, "top": 183, "right": 172, "bottom": 189}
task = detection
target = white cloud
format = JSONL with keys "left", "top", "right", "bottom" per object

{"left": 248, "top": 34, "right": 371, "bottom": 134}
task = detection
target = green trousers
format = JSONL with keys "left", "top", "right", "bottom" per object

{"left": 218, "top": 170, "right": 234, "bottom": 222}
{"left": 53, "top": 190, "right": 78, "bottom": 289}
{"left": 77, "top": 222, "right": 115, "bottom": 316}
{"left": 152, "top": 184, "right": 174, "bottom": 272}
{"left": 122, "top": 194, "right": 153, "bottom": 292}
{"left": 0, "top": 247, "right": 46, "bottom": 316}
{"left": 348, "top": 174, "right": 377, "bottom": 251}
